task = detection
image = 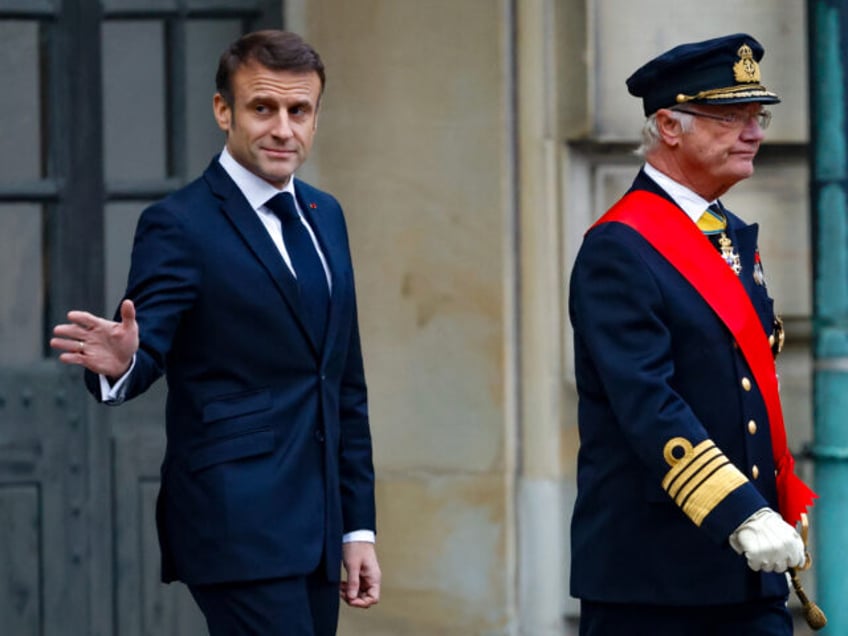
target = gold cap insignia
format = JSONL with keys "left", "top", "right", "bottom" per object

{"left": 733, "top": 43, "right": 760, "bottom": 83}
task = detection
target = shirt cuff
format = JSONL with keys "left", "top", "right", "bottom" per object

{"left": 343, "top": 530, "right": 376, "bottom": 544}
{"left": 99, "top": 354, "right": 136, "bottom": 403}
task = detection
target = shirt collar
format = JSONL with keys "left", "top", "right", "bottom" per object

{"left": 218, "top": 147, "right": 297, "bottom": 210}
{"left": 643, "top": 162, "right": 716, "bottom": 223}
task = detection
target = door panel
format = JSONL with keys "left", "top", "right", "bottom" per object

{"left": 0, "top": 485, "right": 40, "bottom": 636}
{"left": 102, "top": 20, "right": 169, "bottom": 184}
{"left": 185, "top": 19, "right": 243, "bottom": 175}
{"left": 0, "top": 21, "right": 41, "bottom": 179}
{"left": 0, "top": 365, "right": 89, "bottom": 635}
{"left": 0, "top": 204, "right": 43, "bottom": 364}
{"left": 113, "top": 419, "right": 207, "bottom": 636}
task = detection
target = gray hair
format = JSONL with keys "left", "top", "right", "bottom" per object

{"left": 634, "top": 109, "right": 694, "bottom": 156}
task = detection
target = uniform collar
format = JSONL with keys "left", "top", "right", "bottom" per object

{"left": 643, "top": 161, "right": 717, "bottom": 223}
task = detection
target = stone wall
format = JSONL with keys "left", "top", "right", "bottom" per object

{"left": 287, "top": 1, "right": 812, "bottom": 633}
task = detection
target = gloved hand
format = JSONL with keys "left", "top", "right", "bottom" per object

{"left": 729, "top": 507, "right": 805, "bottom": 573}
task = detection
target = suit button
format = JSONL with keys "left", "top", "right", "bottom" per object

{"left": 751, "top": 464, "right": 760, "bottom": 479}
{"left": 747, "top": 420, "right": 757, "bottom": 435}
{"left": 741, "top": 377, "right": 752, "bottom": 391}
{"left": 314, "top": 429, "right": 325, "bottom": 443}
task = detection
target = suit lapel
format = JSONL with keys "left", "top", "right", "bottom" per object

{"left": 204, "top": 161, "right": 320, "bottom": 353}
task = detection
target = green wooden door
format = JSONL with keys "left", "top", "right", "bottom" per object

{"left": 0, "top": 1, "right": 281, "bottom": 634}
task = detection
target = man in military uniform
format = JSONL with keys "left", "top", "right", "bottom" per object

{"left": 568, "top": 33, "right": 817, "bottom": 635}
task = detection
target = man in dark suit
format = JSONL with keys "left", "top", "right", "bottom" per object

{"left": 568, "top": 34, "right": 816, "bottom": 635}
{"left": 51, "top": 30, "right": 379, "bottom": 635}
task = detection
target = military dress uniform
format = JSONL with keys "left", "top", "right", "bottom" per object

{"left": 569, "top": 172, "right": 787, "bottom": 606}
{"left": 568, "top": 33, "right": 816, "bottom": 635}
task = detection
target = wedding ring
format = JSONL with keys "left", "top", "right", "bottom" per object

{"left": 78, "top": 340, "right": 85, "bottom": 353}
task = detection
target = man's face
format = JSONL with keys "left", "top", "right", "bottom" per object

{"left": 673, "top": 102, "right": 767, "bottom": 199}
{"left": 213, "top": 63, "right": 322, "bottom": 188}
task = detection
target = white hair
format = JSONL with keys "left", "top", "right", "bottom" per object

{"left": 634, "top": 109, "right": 694, "bottom": 157}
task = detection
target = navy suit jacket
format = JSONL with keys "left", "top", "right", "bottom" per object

{"left": 568, "top": 171, "right": 788, "bottom": 605}
{"left": 87, "top": 158, "right": 376, "bottom": 585}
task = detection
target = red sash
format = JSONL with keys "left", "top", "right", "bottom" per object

{"left": 592, "top": 190, "right": 816, "bottom": 525}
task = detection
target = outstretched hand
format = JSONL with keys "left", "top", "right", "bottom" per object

{"left": 50, "top": 299, "right": 139, "bottom": 380}
{"left": 341, "top": 541, "right": 381, "bottom": 609}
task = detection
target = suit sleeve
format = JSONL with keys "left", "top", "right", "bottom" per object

{"left": 570, "top": 224, "right": 768, "bottom": 543}
{"left": 85, "top": 202, "right": 201, "bottom": 403}
{"left": 335, "top": 221, "right": 377, "bottom": 535}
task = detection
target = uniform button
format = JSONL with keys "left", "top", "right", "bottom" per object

{"left": 769, "top": 334, "right": 776, "bottom": 347}
{"left": 751, "top": 464, "right": 760, "bottom": 479}
{"left": 747, "top": 420, "right": 758, "bottom": 435}
{"left": 741, "top": 377, "right": 752, "bottom": 391}
{"left": 314, "top": 429, "right": 325, "bottom": 443}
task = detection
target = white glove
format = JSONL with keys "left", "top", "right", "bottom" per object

{"left": 729, "top": 507, "right": 805, "bottom": 573}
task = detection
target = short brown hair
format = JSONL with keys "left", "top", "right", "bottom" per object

{"left": 215, "top": 30, "right": 325, "bottom": 106}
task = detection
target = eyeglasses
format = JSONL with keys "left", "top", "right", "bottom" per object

{"left": 674, "top": 108, "right": 772, "bottom": 130}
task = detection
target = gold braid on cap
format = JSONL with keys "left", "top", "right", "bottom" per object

{"left": 675, "top": 84, "right": 777, "bottom": 104}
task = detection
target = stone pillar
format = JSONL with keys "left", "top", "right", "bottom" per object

{"left": 287, "top": 2, "right": 518, "bottom": 634}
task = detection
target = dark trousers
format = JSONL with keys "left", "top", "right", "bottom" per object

{"left": 188, "top": 569, "right": 339, "bottom": 636}
{"left": 579, "top": 597, "right": 792, "bottom": 636}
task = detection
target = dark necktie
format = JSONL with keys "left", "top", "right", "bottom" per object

{"left": 265, "top": 192, "right": 329, "bottom": 343}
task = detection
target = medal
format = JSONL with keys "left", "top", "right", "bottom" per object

{"left": 718, "top": 232, "right": 742, "bottom": 275}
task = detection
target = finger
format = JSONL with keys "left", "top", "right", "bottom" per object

{"left": 342, "top": 588, "right": 366, "bottom": 607}
{"left": 790, "top": 544, "right": 805, "bottom": 568}
{"left": 346, "top": 586, "right": 380, "bottom": 608}
{"left": 50, "top": 337, "right": 85, "bottom": 354}
{"left": 345, "top": 570, "right": 361, "bottom": 602}
{"left": 56, "top": 352, "right": 86, "bottom": 366}
{"left": 52, "top": 325, "right": 92, "bottom": 343}
{"left": 120, "top": 299, "right": 136, "bottom": 324}
{"left": 747, "top": 554, "right": 764, "bottom": 571}
{"left": 66, "top": 310, "right": 101, "bottom": 329}
{"left": 363, "top": 582, "right": 381, "bottom": 605}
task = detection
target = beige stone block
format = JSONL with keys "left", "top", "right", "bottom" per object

{"left": 722, "top": 158, "right": 811, "bottom": 317}
{"left": 587, "top": 0, "right": 806, "bottom": 142}
{"left": 775, "top": 343, "right": 813, "bottom": 455}
{"left": 294, "top": 0, "right": 512, "bottom": 474}
{"left": 338, "top": 473, "right": 511, "bottom": 635}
